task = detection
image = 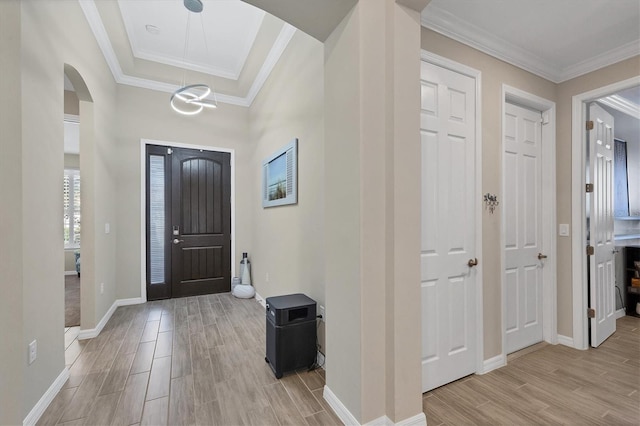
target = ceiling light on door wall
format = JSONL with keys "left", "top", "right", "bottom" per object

{"left": 170, "top": 0, "right": 218, "bottom": 115}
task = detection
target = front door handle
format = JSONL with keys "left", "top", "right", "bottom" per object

{"left": 173, "top": 238, "right": 184, "bottom": 245}
{"left": 538, "top": 253, "right": 548, "bottom": 260}
{"left": 467, "top": 258, "right": 478, "bottom": 267}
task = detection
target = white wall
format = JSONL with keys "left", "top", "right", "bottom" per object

{"left": 0, "top": 0, "right": 120, "bottom": 421}
{"left": 0, "top": 2, "right": 25, "bottom": 423}
{"left": 248, "top": 30, "right": 326, "bottom": 348}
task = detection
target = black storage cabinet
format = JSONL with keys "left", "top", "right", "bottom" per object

{"left": 265, "top": 293, "right": 316, "bottom": 379}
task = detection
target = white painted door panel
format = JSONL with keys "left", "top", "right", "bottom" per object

{"left": 504, "top": 103, "right": 544, "bottom": 354}
{"left": 420, "top": 61, "right": 477, "bottom": 392}
{"left": 588, "top": 103, "right": 616, "bottom": 347}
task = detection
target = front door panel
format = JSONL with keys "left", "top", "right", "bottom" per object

{"left": 146, "top": 145, "right": 231, "bottom": 300}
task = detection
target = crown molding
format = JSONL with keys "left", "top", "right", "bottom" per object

{"left": 245, "top": 23, "right": 296, "bottom": 105}
{"left": 421, "top": 4, "right": 640, "bottom": 84}
{"left": 559, "top": 39, "right": 640, "bottom": 82}
{"left": 421, "top": 4, "right": 559, "bottom": 82}
{"left": 78, "top": 0, "right": 294, "bottom": 108}
{"left": 599, "top": 94, "right": 640, "bottom": 119}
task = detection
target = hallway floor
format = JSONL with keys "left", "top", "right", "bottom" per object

{"left": 423, "top": 316, "right": 640, "bottom": 425}
{"left": 39, "top": 294, "right": 340, "bottom": 426}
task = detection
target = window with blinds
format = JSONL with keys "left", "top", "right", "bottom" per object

{"left": 148, "top": 155, "right": 166, "bottom": 284}
{"left": 64, "top": 169, "right": 81, "bottom": 248}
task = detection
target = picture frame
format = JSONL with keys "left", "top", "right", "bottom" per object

{"left": 262, "top": 138, "right": 298, "bottom": 208}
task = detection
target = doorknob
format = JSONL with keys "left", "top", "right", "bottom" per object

{"left": 538, "top": 253, "right": 548, "bottom": 260}
{"left": 173, "top": 238, "right": 184, "bottom": 245}
{"left": 612, "top": 248, "right": 620, "bottom": 254}
{"left": 467, "top": 258, "right": 478, "bottom": 267}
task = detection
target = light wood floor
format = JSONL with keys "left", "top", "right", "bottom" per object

{"left": 39, "top": 294, "right": 341, "bottom": 426}
{"left": 423, "top": 316, "right": 640, "bottom": 426}
{"left": 42, "top": 299, "right": 640, "bottom": 426}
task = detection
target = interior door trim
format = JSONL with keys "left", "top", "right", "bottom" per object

{"left": 500, "top": 85, "right": 557, "bottom": 363}
{"left": 140, "top": 138, "right": 236, "bottom": 302}
{"left": 420, "top": 50, "right": 484, "bottom": 376}
{"left": 570, "top": 76, "right": 640, "bottom": 350}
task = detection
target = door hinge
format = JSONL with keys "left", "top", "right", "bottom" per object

{"left": 586, "top": 120, "right": 594, "bottom": 130}
{"left": 586, "top": 245, "right": 594, "bottom": 256}
{"left": 587, "top": 308, "right": 595, "bottom": 318}
{"left": 167, "top": 148, "right": 173, "bottom": 155}
{"left": 586, "top": 183, "right": 594, "bottom": 193}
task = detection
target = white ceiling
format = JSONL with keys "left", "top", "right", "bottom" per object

{"left": 80, "top": 0, "right": 297, "bottom": 107}
{"left": 79, "top": 0, "right": 639, "bottom": 107}
{"left": 422, "top": 0, "right": 640, "bottom": 83}
{"left": 117, "top": 0, "right": 265, "bottom": 81}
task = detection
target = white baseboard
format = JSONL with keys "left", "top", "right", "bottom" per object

{"left": 615, "top": 308, "right": 626, "bottom": 319}
{"left": 324, "top": 385, "right": 360, "bottom": 426}
{"left": 324, "top": 385, "right": 426, "bottom": 426}
{"left": 23, "top": 367, "right": 70, "bottom": 426}
{"left": 117, "top": 297, "right": 145, "bottom": 307}
{"left": 64, "top": 271, "right": 78, "bottom": 276}
{"left": 317, "top": 351, "right": 326, "bottom": 370}
{"left": 77, "top": 297, "right": 145, "bottom": 340}
{"left": 395, "top": 413, "right": 427, "bottom": 426}
{"left": 255, "top": 292, "right": 266, "bottom": 308}
{"left": 557, "top": 334, "right": 574, "bottom": 348}
{"left": 480, "top": 354, "right": 505, "bottom": 374}
{"left": 366, "top": 416, "right": 393, "bottom": 426}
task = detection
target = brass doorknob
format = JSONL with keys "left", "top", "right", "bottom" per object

{"left": 467, "top": 258, "right": 478, "bottom": 267}
{"left": 538, "top": 253, "right": 548, "bottom": 260}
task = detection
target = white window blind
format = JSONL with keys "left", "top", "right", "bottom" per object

{"left": 64, "top": 169, "right": 81, "bottom": 249}
{"left": 149, "top": 155, "right": 166, "bottom": 284}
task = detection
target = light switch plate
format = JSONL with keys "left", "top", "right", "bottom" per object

{"left": 28, "top": 340, "right": 37, "bottom": 365}
{"left": 105, "top": 223, "right": 110, "bottom": 234}
{"left": 559, "top": 224, "right": 570, "bottom": 237}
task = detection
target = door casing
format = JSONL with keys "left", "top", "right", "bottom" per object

{"left": 140, "top": 138, "right": 236, "bottom": 302}
{"left": 500, "top": 85, "right": 557, "bottom": 364}
{"left": 570, "top": 76, "right": 640, "bottom": 350}
{"left": 420, "top": 50, "right": 484, "bottom": 376}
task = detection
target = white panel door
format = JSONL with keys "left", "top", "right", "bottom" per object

{"left": 588, "top": 103, "right": 616, "bottom": 347}
{"left": 503, "top": 103, "right": 544, "bottom": 354}
{"left": 420, "top": 60, "right": 477, "bottom": 392}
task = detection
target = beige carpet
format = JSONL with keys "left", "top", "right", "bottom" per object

{"left": 65, "top": 275, "right": 80, "bottom": 327}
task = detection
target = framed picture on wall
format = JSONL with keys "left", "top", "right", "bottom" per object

{"left": 262, "top": 138, "right": 298, "bottom": 208}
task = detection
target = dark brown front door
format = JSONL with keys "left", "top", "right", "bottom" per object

{"left": 146, "top": 145, "right": 231, "bottom": 300}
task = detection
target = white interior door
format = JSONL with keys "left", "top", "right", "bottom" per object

{"left": 588, "top": 103, "right": 616, "bottom": 347}
{"left": 503, "top": 103, "right": 544, "bottom": 354}
{"left": 420, "top": 60, "right": 477, "bottom": 392}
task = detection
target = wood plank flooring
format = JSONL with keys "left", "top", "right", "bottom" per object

{"left": 423, "top": 316, "right": 640, "bottom": 425}
{"left": 45, "top": 302, "right": 640, "bottom": 425}
{"left": 39, "top": 294, "right": 341, "bottom": 426}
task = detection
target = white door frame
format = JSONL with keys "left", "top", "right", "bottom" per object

{"left": 420, "top": 50, "right": 484, "bottom": 375}
{"left": 571, "top": 76, "right": 640, "bottom": 350}
{"left": 139, "top": 138, "right": 236, "bottom": 302}
{"left": 501, "top": 85, "right": 557, "bottom": 361}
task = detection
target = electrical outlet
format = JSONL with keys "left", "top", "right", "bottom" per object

{"left": 28, "top": 340, "right": 37, "bottom": 365}
{"left": 319, "top": 305, "right": 325, "bottom": 322}
{"left": 100, "top": 283, "right": 104, "bottom": 294}
{"left": 104, "top": 223, "right": 110, "bottom": 234}
{"left": 265, "top": 272, "right": 269, "bottom": 282}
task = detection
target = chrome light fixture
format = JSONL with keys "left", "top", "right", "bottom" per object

{"left": 170, "top": 0, "right": 217, "bottom": 115}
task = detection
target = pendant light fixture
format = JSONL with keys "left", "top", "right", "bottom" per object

{"left": 170, "top": 0, "right": 218, "bottom": 115}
